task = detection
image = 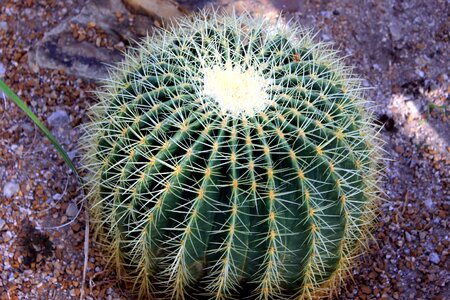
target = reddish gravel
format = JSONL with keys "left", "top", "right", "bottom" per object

{"left": 0, "top": 0, "right": 448, "bottom": 299}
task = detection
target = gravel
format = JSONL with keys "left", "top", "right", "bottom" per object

{"left": 0, "top": 0, "right": 448, "bottom": 299}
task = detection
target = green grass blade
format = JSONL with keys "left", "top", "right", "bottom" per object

{"left": 0, "top": 79, "right": 79, "bottom": 179}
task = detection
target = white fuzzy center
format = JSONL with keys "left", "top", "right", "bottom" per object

{"left": 202, "top": 60, "right": 270, "bottom": 116}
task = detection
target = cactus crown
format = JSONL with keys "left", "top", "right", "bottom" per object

{"left": 81, "top": 11, "right": 383, "bottom": 300}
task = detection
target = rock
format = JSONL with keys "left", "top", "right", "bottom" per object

{"left": 66, "top": 202, "right": 79, "bottom": 218}
{"left": 69, "top": 289, "right": 76, "bottom": 297}
{"left": 425, "top": 198, "right": 434, "bottom": 209}
{"left": 405, "top": 231, "right": 412, "bottom": 242}
{"left": 389, "top": 20, "right": 403, "bottom": 41}
{"left": 0, "top": 62, "right": 5, "bottom": 78}
{"left": 3, "top": 231, "right": 13, "bottom": 242}
{"left": 68, "top": 150, "right": 78, "bottom": 160}
{"left": 47, "top": 110, "right": 70, "bottom": 128}
{"left": 320, "top": 11, "right": 332, "bottom": 18}
{"left": 415, "top": 69, "right": 425, "bottom": 78}
{"left": 429, "top": 252, "right": 440, "bottom": 264}
{"left": 53, "top": 193, "right": 63, "bottom": 200}
{"left": 3, "top": 181, "right": 20, "bottom": 198}
{"left": 0, "top": 21, "right": 7, "bottom": 32}
{"left": 28, "top": 0, "right": 154, "bottom": 81}
{"left": 419, "top": 231, "right": 427, "bottom": 240}
{"left": 0, "top": 218, "right": 5, "bottom": 230}
{"left": 123, "top": 0, "right": 187, "bottom": 20}
{"left": 21, "top": 122, "right": 35, "bottom": 133}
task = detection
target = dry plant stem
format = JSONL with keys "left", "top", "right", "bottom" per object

{"left": 80, "top": 198, "right": 90, "bottom": 300}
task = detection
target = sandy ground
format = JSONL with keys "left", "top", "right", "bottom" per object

{"left": 0, "top": 0, "right": 448, "bottom": 299}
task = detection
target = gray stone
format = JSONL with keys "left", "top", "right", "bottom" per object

{"left": 405, "top": 232, "right": 412, "bottom": 242}
{"left": 47, "top": 110, "right": 69, "bottom": 128}
{"left": 320, "top": 11, "right": 332, "bottom": 18}
{"left": 425, "top": 198, "right": 434, "bottom": 209}
{"left": 415, "top": 69, "right": 425, "bottom": 78}
{"left": 66, "top": 202, "right": 79, "bottom": 218}
{"left": 0, "top": 21, "right": 7, "bottom": 32}
{"left": 21, "top": 122, "right": 35, "bottom": 133}
{"left": 389, "top": 20, "right": 403, "bottom": 41}
{"left": 0, "top": 218, "right": 5, "bottom": 230}
{"left": 0, "top": 62, "right": 5, "bottom": 78}
{"left": 429, "top": 252, "right": 440, "bottom": 264}
{"left": 3, "top": 181, "right": 20, "bottom": 198}
{"left": 68, "top": 150, "right": 77, "bottom": 160}
{"left": 419, "top": 231, "right": 427, "bottom": 240}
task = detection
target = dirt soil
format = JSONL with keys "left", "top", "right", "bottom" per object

{"left": 0, "top": 0, "right": 448, "bottom": 299}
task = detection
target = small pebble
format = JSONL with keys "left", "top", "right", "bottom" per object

{"left": 320, "top": 11, "right": 332, "bottom": 18}
{"left": 0, "top": 218, "right": 5, "bottom": 230}
{"left": 415, "top": 69, "right": 425, "bottom": 78}
{"left": 3, "top": 181, "right": 20, "bottom": 198}
{"left": 53, "top": 193, "right": 63, "bottom": 200}
{"left": 405, "top": 232, "right": 412, "bottom": 242}
{"left": 0, "top": 21, "right": 7, "bottom": 31}
{"left": 68, "top": 150, "right": 77, "bottom": 160}
{"left": 47, "top": 110, "right": 69, "bottom": 128}
{"left": 65, "top": 202, "right": 78, "bottom": 218}
{"left": 419, "top": 231, "right": 427, "bottom": 240}
{"left": 21, "top": 123, "right": 35, "bottom": 133}
{"left": 389, "top": 20, "right": 403, "bottom": 41}
{"left": 3, "top": 231, "right": 13, "bottom": 242}
{"left": 429, "top": 252, "right": 440, "bottom": 264}
{"left": 0, "top": 62, "right": 5, "bottom": 78}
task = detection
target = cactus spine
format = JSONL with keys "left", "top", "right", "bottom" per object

{"left": 82, "top": 11, "right": 382, "bottom": 300}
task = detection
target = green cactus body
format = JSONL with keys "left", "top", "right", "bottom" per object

{"left": 82, "top": 11, "right": 382, "bottom": 300}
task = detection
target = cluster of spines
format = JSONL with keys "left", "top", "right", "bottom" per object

{"left": 80, "top": 11, "right": 383, "bottom": 300}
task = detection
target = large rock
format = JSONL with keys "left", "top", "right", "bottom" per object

{"left": 123, "top": 0, "right": 187, "bottom": 20}
{"left": 28, "top": 0, "right": 155, "bottom": 81}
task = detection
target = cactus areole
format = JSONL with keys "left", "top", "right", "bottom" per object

{"left": 83, "top": 11, "right": 382, "bottom": 300}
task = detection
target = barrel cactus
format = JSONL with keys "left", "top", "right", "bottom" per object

{"left": 82, "top": 11, "right": 382, "bottom": 300}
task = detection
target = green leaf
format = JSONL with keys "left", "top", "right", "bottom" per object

{"left": 0, "top": 79, "right": 79, "bottom": 180}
